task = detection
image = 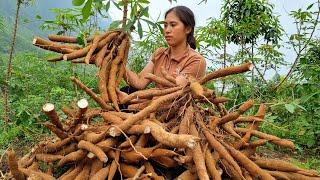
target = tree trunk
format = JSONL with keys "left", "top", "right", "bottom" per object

{"left": 3, "top": 0, "right": 21, "bottom": 122}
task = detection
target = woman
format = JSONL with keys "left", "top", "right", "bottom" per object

{"left": 120, "top": 6, "right": 206, "bottom": 97}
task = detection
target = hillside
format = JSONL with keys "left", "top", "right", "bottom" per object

{"left": 0, "top": 0, "right": 111, "bottom": 53}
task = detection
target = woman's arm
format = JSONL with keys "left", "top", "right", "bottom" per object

{"left": 124, "top": 61, "right": 154, "bottom": 90}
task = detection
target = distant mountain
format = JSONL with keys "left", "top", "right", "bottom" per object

{"left": 0, "top": 0, "right": 111, "bottom": 53}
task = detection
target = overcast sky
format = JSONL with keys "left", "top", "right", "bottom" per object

{"left": 108, "top": 0, "right": 319, "bottom": 77}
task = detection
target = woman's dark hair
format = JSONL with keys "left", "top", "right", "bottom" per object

{"left": 165, "top": 6, "right": 196, "bottom": 49}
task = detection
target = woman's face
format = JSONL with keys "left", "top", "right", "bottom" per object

{"left": 164, "top": 11, "right": 190, "bottom": 47}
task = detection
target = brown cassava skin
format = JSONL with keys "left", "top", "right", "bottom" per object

{"left": 19, "top": 168, "right": 55, "bottom": 180}
{"left": 70, "top": 76, "right": 113, "bottom": 110}
{"left": 7, "top": 150, "right": 25, "bottom": 180}
{"left": 54, "top": 143, "right": 78, "bottom": 156}
{"left": 235, "top": 128, "right": 295, "bottom": 149}
{"left": 128, "top": 101, "right": 151, "bottom": 111}
{"left": 33, "top": 37, "right": 75, "bottom": 54}
{"left": 42, "top": 104, "right": 64, "bottom": 130}
{"left": 132, "top": 165, "right": 146, "bottom": 180}
{"left": 48, "top": 34, "right": 92, "bottom": 43}
{"left": 121, "top": 147, "right": 154, "bottom": 163}
{"left": 58, "top": 149, "right": 87, "bottom": 167}
{"left": 116, "top": 39, "right": 130, "bottom": 86}
{"left": 234, "top": 116, "right": 264, "bottom": 124}
{"left": 152, "top": 156, "right": 178, "bottom": 168}
{"left": 89, "top": 158, "right": 104, "bottom": 177}
{"left": 279, "top": 171, "right": 320, "bottom": 180}
{"left": 190, "top": 80, "right": 204, "bottom": 98}
{"left": 202, "top": 129, "right": 243, "bottom": 176}
{"left": 43, "top": 122, "right": 68, "bottom": 139}
{"left": 85, "top": 32, "right": 110, "bottom": 64}
{"left": 217, "top": 99, "right": 254, "bottom": 125}
{"left": 264, "top": 170, "right": 290, "bottom": 180}
{"left": 204, "top": 149, "right": 222, "bottom": 180}
{"left": 200, "top": 62, "right": 252, "bottom": 84}
{"left": 78, "top": 140, "right": 108, "bottom": 162}
{"left": 35, "top": 153, "right": 63, "bottom": 162}
{"left": 113, "top": 89, "right": 184, "bottom": 133}
{"left": 144, "top": 161, "right": 165, "bottom": 180}
{"left": 107, "top": 150, "right": 120, "bottom": 180}
{"left": 221, "top": 142, "right": 275, "bottom": 180}
{"left": 222, "top": 121, "right": 242, "bottom": 139}
{"left": 96, "top": 138, "right": 117, "bottom": 152}
{"left": 142, "top": 120, "right": 198, "bottom": 149}
{"left": 119, "top": 135, "right": 138, "bottom": 148}
{"left": 63, "top": 31, "right": 118, "bottom": 61}
{"left": 45, "top": 137, "right": 73, "bottom": 153}
{"left": 121, "top": 86, "right": 182, "bottom": 104}
{"left": 98, "top": 51, "right": 113, "bottom": 103}
{"left": 108, "top": 36, "right": 129, "bottom": 111}
{"left": 90, "top": 165, "right": 110, "bottom": 180}
{"left": 189, "top": 123, "right": 210, "bottom": 180}
{"left": 61, "top": 106, "right": 76, "bottom": 118}
{"left": 107, "top": 111, "right": 133, "bottom": 119}
{"left": 60, "top": 163, "right": 84, "bottom": 180}
{"left": 102, "top": 112, "right": 124, "bottom": 124}
{"left": 150, "top": 148, "right": 179, "bottom": 158}
{"left": 160, "top": 66, "right": 177, "bottom": 84}
{"left": 135, "top": 134, "right": 149, "bottom": 148}
{"left": 83, "top": 130, "right": 108, "bottom": 144}
{"left": 145, "top": 73, "right": 176, "bottom": 87}
{"left": 179, "top": 105, "right": 193, "bottom": 135}
{"left": 254, "top": 158, "right": 304, "bottom": 172}
{"left": 126, "top": 125, "right": 150, "bottom": 135}
{"left": 27, "top": 161, "right": 39, "bottom": 171}
{"left": 120, "top": 163, "right": 138, "bottom": 178}
{"left": 177, "top": 170, "right": 198, "bottom": 180}
{"left": 74, "top": 161, "right": 91, "bottom": 180}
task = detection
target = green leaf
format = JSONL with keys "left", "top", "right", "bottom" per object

{"left": 137, "top": 20, "right": 143, "bottom": 39}
{"left": 285, "top": 103, "right": 295, "bottom": 113}
{"left": 81, "top": 0, "right": 92, "bottom": 22}
{"left": 105, "top": 1, "right": 111, "bottom": 12}
{"left": 139, "top": 0, "right": 150, "bottom": 4}
{"left": 35, "top": 15, "right": 42, "bottom": 19}
{"left": 112, "top": 1, "right": 121, "bottom": 10}
{"left": 307, "top": 3, "right": 314, "bottom": 10}
{"left": 141, "top": 18, "right": 156, "bottom": 27}
{"left": 109, "top": 20, "right": 122, "bottom": 30}
{"left": 141, "top": 6, "right": 149, "bottom": 18}
{"left": 72, "top": 0, "right": 85, "bottom": 6}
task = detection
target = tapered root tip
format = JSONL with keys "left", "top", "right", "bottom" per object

{"left": 43, "top": 103, "right": 55, "bottom": 112}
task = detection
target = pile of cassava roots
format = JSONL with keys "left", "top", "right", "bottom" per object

{"left": 6, "top": 30, "right": 320, "bottom": 180}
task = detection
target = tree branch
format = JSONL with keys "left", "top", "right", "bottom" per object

{"left": 273, "top": 0, "right": 320, "bottom": 91}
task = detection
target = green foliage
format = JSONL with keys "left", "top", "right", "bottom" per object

{"left": 222, "top": 0, "right": 283, "bottom": 44}
{"left": 0, "top": 16, "right": 4, "bottom": 31}
{"left": 128, "top": 24, "right": 166, "bottom": 72}
{"left": 0, "top": 52, "right": 99, "bottom": 150}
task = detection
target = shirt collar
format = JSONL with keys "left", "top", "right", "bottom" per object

{"left": 164, "top": 44, "right": 190, "bottom": 62}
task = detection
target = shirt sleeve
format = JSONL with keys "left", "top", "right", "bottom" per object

{"left": 179, "top": 56, "right": 206, "bottom": 79}
{"left": 151, "top": 47, "right": 166, "bottom": 64}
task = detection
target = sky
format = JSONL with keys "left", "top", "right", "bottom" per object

{"left": 108, "top": 0, "right": 319, "bottom": 78}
